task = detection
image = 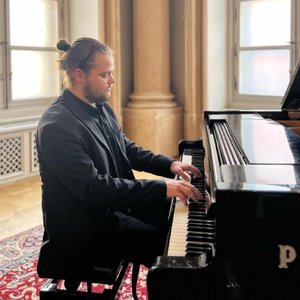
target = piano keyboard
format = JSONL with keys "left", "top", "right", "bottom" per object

{"left": 167, "top": 147, "right": 216, "bottom": 261}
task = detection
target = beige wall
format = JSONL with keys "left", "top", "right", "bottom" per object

{"left": 119, "top": 0, "right": 133, "bottom": 109}
{"left": 170, "top": 0, "right": 186, "bottom": 108}
{"left": 70, "top": 0, "right": 227, "bottom": 156}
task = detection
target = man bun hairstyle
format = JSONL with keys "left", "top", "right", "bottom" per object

{"left": 56, "top": 39, "right": 71, "bottom": 52}
{"left": 57, "top": 37, "right": 113, "bottom": 89}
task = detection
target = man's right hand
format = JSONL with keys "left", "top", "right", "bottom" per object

{"left": 164, "top": 178, "right": 201, "bottom": 207}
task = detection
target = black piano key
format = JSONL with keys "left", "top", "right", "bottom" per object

{"left": 189, "top": 203, "right": 206, "bottom": 211}
{"left": 188, "top": 212, "right": 207, "bottom": 217}
{"left": 187, "top": 234, "right": 215, "bottom": 243}
{"left": 186, "top": 244, "right": 214, "bottom": 254}
{"left": 188, "top": 225, "right": 215, "bottom": 231}
{"left": 188, "top": 225, "right": 215, "bottom": 232}
{"left": 186, "top": 250, "right": 206, "bottom": 257}
{"left": 186, "top": 241, "right": 215, "bottom": 253}
{"left": 187, "top": 224, "right": 215, "bottom": 233}
{"left": 187, "top": 230, "right": 215, "bottom": 237}
{"left": 187, "top": 243, "right": 213, "bottom": 250}
{"left": 189, "top": 206, "right": 206, "bottom": 212}
{"left": 188, "top": 219, "right": 216, "bottom": 225}
{"left": 189, "top": 200, "right": 206, "bottom": 205}
{"left": 189, "top": 204, "right": 206, "bottom": 209}
{"left": 189, "top": 205, "right": 206, "bottom": 209}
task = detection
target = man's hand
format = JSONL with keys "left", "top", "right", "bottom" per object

{"left": 170, "top": 160, "right": 200, "bottom": 181}
{"left": 170, "top": 160, "right": 210, "bottom": 188}
{"left": 164, "top": 178, "right": 201, "bottom": 207}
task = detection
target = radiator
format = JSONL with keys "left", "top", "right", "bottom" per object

{"left": 0, "top": 122, "right": 39, "bottom": 184}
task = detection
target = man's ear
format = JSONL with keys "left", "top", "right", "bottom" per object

{"left": 71, "top": 68, "right": 86, "bottom": 85}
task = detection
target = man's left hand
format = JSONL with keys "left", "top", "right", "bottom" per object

{"left": 170, "top": 161, "right": 200, "bottom": 181}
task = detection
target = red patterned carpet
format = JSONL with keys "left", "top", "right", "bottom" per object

{"left": 0, "top": 225, "right": 148, "bottom": 299}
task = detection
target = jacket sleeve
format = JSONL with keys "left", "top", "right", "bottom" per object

{"left": 37, "top": 121, "right": 167, "bottom": 210}
{"left": 103, "top": 102, "right": 176, "bottom": 179}
{"left": 123, "top": 135, "right": 175, "bottom": 178}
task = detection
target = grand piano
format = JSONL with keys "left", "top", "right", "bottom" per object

{"left": 147, "top": 61, "right": 300, "bottom": 299}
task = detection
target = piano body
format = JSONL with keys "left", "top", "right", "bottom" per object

{"left": 147, "top": 62, "right": 300, "bottom": 299}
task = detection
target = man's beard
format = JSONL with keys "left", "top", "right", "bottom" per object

{"left": 84, "top": 83, "right": 110, "bottom": 105}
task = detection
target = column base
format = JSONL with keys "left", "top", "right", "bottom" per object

{"left": 123, "top": 105, "right": 183, "bottom": 157}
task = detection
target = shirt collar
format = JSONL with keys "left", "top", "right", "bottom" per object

{"left": 66, "top": 89, "right": 100, "bottom": 118}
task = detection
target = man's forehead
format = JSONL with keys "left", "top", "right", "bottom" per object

{"left": 92, "top": 52, "right": 114, "bottom": 70}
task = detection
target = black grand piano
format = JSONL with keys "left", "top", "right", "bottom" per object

{"left": 147, "top": 61, "right": 300, "bottom": 299}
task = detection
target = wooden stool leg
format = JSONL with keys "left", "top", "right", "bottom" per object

{"left": 131, "top": 263, "right": 140, "bottom": 300}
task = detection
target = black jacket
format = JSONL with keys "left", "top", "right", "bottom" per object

{"left": 36, "top": 90, "right": 175, "bottom": 278}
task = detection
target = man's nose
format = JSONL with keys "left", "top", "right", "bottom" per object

{"left": 109, "top": 74, "right": 116, "bottom": 84}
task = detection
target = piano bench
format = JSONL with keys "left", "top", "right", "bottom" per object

{"left": 39, "top": 261, "right": 140, "bottom": 300}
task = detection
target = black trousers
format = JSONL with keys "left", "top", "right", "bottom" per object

{"left": 106, "top": 198, "right": 171, "bottom": 268}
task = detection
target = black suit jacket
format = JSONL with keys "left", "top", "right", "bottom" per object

{"left": 36, "top": 90, "right": 175, "bottom": 277}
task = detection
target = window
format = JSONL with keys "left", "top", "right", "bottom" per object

{"left": 230, "top": 0, "right": 300, "bottom": 109}
{"left": 0, "top": 0, "right": 64, "bottom": 123}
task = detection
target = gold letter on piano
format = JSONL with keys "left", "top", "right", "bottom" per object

{"left": 278, "top": 245, "right": 297, "bottom": 269}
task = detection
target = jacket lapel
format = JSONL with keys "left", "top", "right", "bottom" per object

{"left": 61, "top": 90, "right": 112, "bottom": 155}
{"left": 101, "top": 105, "right": 134, "bottom": 174}
{"left": 61, "top": 90, "right": 134, "bottom": 179}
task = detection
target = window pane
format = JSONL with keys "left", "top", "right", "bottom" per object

{"left": 240, "top": 0, "right": 291, "bottom": 47}
{"left": 9, "top": 0, "right": 58, "bottom": 47}
{"left": 239, "top": 50, "right": 290, "bottom": 96}
{"left": 11, "top": 50, "right": 60, "bottom": 100}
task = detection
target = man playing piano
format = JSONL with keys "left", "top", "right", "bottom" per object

{"left": 36, "top": 37, "right": 204, "bottom": 277}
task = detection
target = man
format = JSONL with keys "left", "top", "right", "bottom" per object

{"left": 36, "top": 37, "right": 202, "bottom": 277}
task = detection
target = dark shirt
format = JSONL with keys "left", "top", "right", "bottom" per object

{"left": 77, "top": 98, "right": 126, "bottom": 177}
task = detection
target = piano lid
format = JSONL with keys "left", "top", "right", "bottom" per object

{"left": 206, "top": 113, "right": 300, "bottom": 188}
{"left": 208, "top": 113, "right": 300, "bottom": 165}
{"left": 281, "top": 59, "right": 300, "bottom": 111}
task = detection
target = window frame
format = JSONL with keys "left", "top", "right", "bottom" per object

{"left": 229, "top": 0, "right": 300, "bottom": 110}
{"left": 0, "top": 0, "right": 67, "bottom": 124}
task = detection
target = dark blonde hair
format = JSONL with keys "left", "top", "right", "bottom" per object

{"left": 57, "top": 37, "right": 113, "bottom": 88}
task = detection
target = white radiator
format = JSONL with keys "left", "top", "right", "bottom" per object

{"left": 0, "top": 122, "right": 39, "bottom": 184}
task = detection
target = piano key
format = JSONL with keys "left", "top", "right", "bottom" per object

{"left": 188, "top": 219, "right": 215, "bottom": 224}
{"left": 187, "top": 235, "right": 215, "bottom": 243}
{"left": 167, "top": 145, "right": 216, "bottom": 261}
{"left": 167, "top": 199, "right": 188, "bottom": 256}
